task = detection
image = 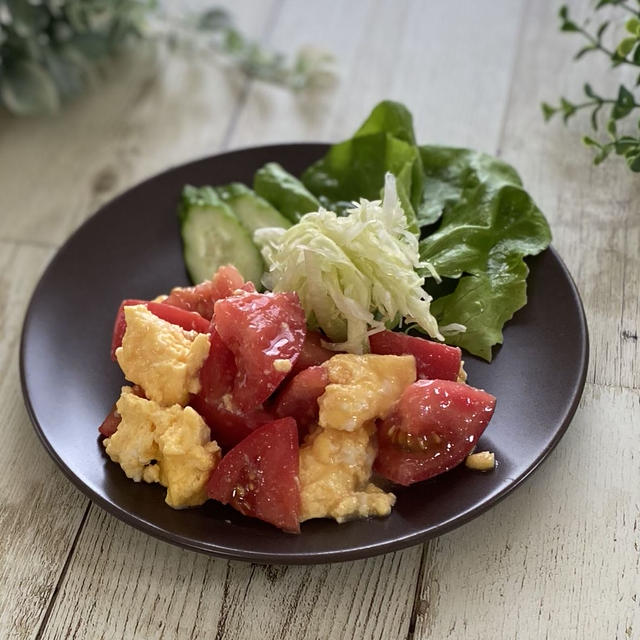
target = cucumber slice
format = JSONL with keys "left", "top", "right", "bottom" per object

{"left": 216, "top": 183, "right": 291, "bottom": 234}
{"left": 253, "top": 163, "right": 320, "bottom": 223}
{"left": 179, "top": 186, "right": 264, "bottom": 286}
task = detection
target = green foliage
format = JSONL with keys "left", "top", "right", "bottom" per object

{"left": 300, "top": 101, "right": 422, "bottom": 233}
{"left": 0, "top": 0, "right": 151, "bottom": 114}
{"left": 543, "top": 3, "right": 640, "bottom": 172}
{"left": 418, "top": 146, "right": 551, "bottom": 360}
{"left": 0, "top": 1, "right": 335, "bottom": 116}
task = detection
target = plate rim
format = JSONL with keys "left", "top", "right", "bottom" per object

{"left": 19, "top": 143, "right": 590, "bottom": 564}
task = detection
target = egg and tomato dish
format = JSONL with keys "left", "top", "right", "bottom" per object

{"left": 100, "top": 265, "right": 496, "bottom": 533}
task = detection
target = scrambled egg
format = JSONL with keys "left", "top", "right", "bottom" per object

{"left": 318, "top": 354, "right": 416, "bottom": 431}
{"left": 299, "top": 353, "right": 416, "bottom": 523}
{"left": 104, "top": 387, "right": 220, "bottom": 509}
{"left": 299, "top": 423, "right": 395, "bottom": 522}
{"left": 115, "top": 304, "right": 210, "bottom": 407}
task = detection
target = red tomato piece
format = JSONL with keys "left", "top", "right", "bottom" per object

{"left": 110, "top": 299, "right": 146, "bottom": 361}
{"left": 272, "top": 366, "right": 329, "bottom": 441}
{"left": 191, "top": 329, "right": 274, "bottom": 450}
{"left": 146, "top": 302, "right": 210, "bottom": 334}
{"left": 374, "top": 380, "right": 496, "bottom": 486}
{"left": 98, "top": 385, "right": 145, "bottom": 437}
{"left": 369, "top": 330, "right": 461, "bottom": 381}
{"left": 207, "top": 417, "right": 301, "bottom": 533}
{"left": 191, "top": 398, "right": 275, "bottom": 451}
{"left": 163, "top": 264, "right": 255, "bottom": 320}
{"left": 291, "top": 330, "right": 335, "bottom": 375}
{"left": 214, "top": 292, "right": 307, "bottom": 411}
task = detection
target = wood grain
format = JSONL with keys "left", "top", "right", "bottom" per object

{"left": 412, "top": 384, "right": 640, "bottom": 640}
{"left": 0, "top": 242, "right": 89, "bottom": 640}
{"left": 40, "top": 508, "right": 422, "bottom": 640}
{"left": 229, "top": 0, "right": 526, "bottom": 152}
{"left": 3, "top": 1, "right": 639, "bottom": 639}
{"left": 0, "top": 0, "right": 279, "bottom": 248}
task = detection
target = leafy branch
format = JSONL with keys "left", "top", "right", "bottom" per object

{"left": 542, "top": 2, "right": 640, "bottom": 171}
{"left": 0, "top": 1, "right": 335, "bottom": 116}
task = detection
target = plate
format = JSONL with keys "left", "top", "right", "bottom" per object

{"left": 20, "top": 144, "right": 589, "bottom": 564}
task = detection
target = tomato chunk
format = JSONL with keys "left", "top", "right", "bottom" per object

{"left": 191, "top": 329, "right": 274, "bottom": 450}
{"left": 147, "top": 302, "right": 210, "bottom": 334}
{"left": 98, "top": 385, "right": 145, "bottom": 437}
{"left": 291, "top": 330, "right": 335, "bottom": 375}
{"left": 207, "top": 417, "right": 301, "bottom": 533}
{"left": 369, "top": 330, "right": 461, "bottom": 381}
{"left": 374, "top": 380, "right": 496, "bottom": 486}
{"left": 214, "top": 291, "right": 306, "bottom": 411}
{"left": 272, "top": 366, "right": 329, "bottom": 441}
{"left": 110, "top": 299, "right": 146, "bottom": 361}
{"left": 164, "top": 265, "right": 255, "bottom": 320}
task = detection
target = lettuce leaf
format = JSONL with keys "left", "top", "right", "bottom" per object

{"left": 418, "top": 146, "right": 551, "bottom": 360}
{"left": 300, "top": 101, "right": 422, "bottom": 233}
{"left": 430, "top": 252, "right": 529, "bottom": 361}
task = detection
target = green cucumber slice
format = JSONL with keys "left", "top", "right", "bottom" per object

{"left": 253, "top": 162, "right": 320, "bottom": 223}
{"left": 179, "top": 185, "right": 264, "bottom": 286}
{"left": 216, "top": 183, "right": 291, "bottom": 234}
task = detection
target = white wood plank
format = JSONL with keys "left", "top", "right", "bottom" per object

{"left": 496, "top": 0, "right": 640, "bottom": 390}
{"left": 40, "top": 510, "right": 422, "bottom": 640}
{"left": 0, "top": 242, "right": 89, "bottom": 640}
{"left": 0, "top": 0, "right": 279, "bottom": 248}
{"left": 229, "top": 0, "right": 526, "bottom": 152}
{"left": 413, "top": 383, "right": 640, "bottom": 640}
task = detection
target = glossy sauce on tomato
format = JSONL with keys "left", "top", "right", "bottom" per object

{"left": 213, "top": 291, "right": 306, "bottom": 411}
{"left": 374, "top": 379, "right": 496, "bottom": 486}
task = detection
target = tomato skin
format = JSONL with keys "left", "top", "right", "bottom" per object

{"left": 191, "top": 329, "right": 274, "bottom": 450}
{"left": 272, "top": 366, "right": 329, "bottom": 441}
{"left": 146, "top": 302, "right": 210, "bottom": 334}
{"left": 164, "top": 265, "right": 254, "bottom": 320}
{"left": 110, "top": 266, "right": 253, "bottom": 360}
{"left": 369, "top": 330, "right": 461, "bottom": 381}
{"left": 291, "top": 330, "right": 335, "bottom": 375}
{"left": 207, "top": 417, "right": 301, "bottom": 533}
{"left": 214, "top": 292, "right": 307, "bottom": 411}
{"left": 374, "top": 380, "right": 496, "bottom": 486}
{"left": 110, "top": 299, "right": 146, "bottom": 361}
{"left": 98, "top": 385, "right": 145, "bottom": 437}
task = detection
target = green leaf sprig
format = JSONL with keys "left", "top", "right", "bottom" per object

{"left": 0, "top": 2, "right": 335, "bottom": 117}
{"left": 0, "top": 0, "right": 152, "bottom": 115}
{"left": 176, "top": 7, "right": 335, "bottom": 92}
{"left": 542, "top": 2, "right": 640, "bottom": 171}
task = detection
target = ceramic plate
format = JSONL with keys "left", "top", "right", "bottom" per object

{"left": 20, "top": 144, "right": 588, "bottom": 564}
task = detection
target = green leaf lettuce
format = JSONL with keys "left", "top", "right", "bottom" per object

{"left": 419, "top": 146, "right": 551, "bottom": 360}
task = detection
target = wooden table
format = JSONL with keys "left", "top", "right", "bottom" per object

{"left": 1, "top": 1, "right": 638, "bottom": 638}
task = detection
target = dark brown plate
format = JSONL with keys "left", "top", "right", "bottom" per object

{"left": 20, "top": 144, "right": 588, "bottom": 564}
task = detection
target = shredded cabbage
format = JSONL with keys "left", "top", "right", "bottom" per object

{"left": 254, "top": 173, "right": 443, "bottom": 354}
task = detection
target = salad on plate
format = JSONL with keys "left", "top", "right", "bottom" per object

{"left": 98, "top": 101, "right": 550, "bottom": 533}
